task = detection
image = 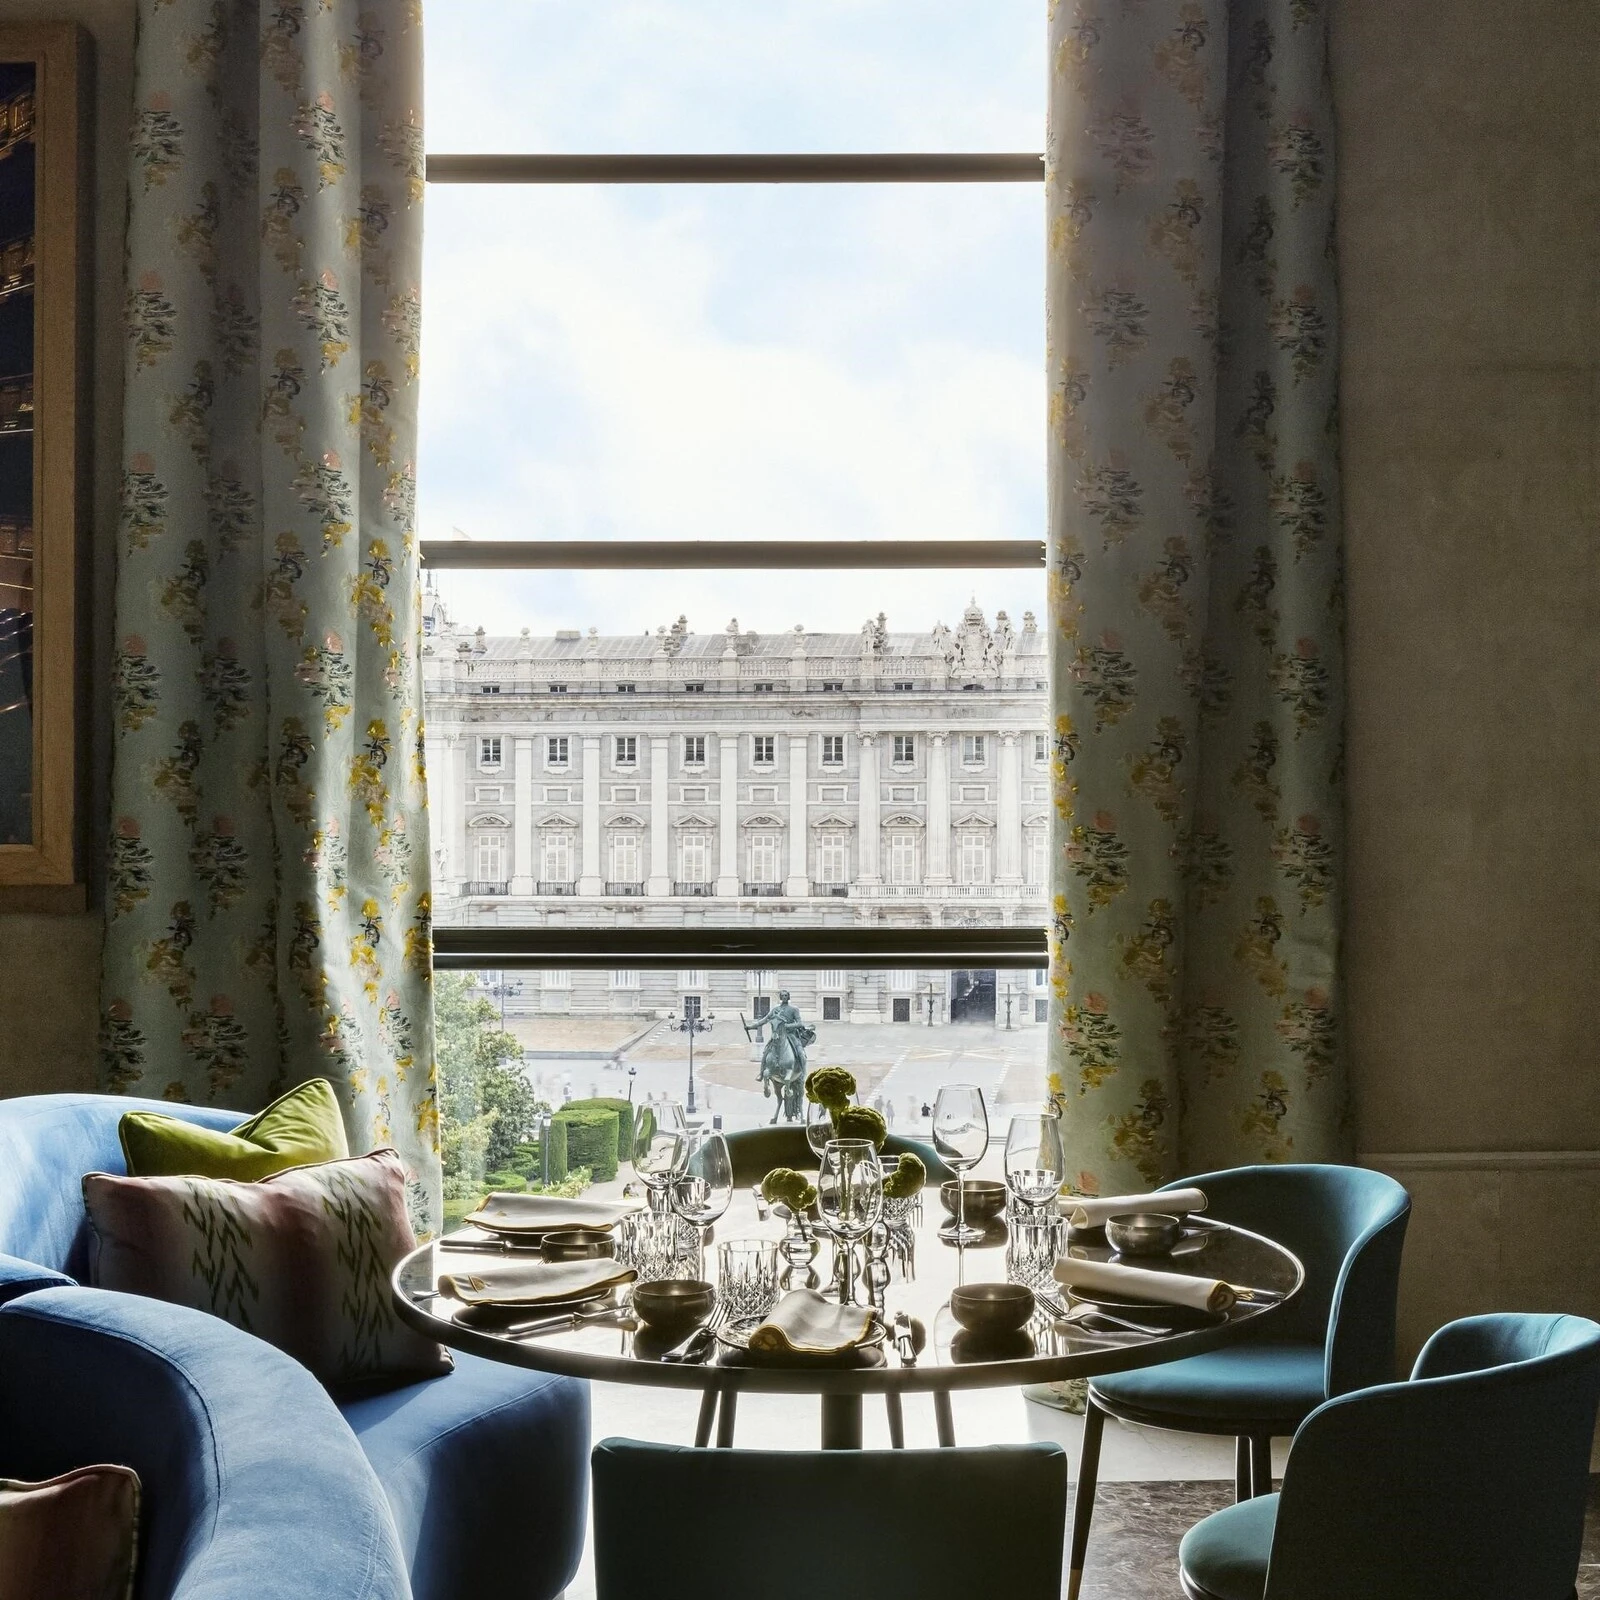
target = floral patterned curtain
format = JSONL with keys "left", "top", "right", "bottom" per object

{"left": 102, "top": 1, "right": 438, "bottom": 1231}
{"left": 1047, "top": 0, "right": 1348, "bottom": 1192}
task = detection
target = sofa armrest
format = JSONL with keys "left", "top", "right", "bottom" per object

{"left": 0, "top": 1251, "right": 73, "bottom": 1305}
{"left": 0, "top": 1287, "right": 412, "bottom": 1600}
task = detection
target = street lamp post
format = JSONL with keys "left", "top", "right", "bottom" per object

{"left": 481, "top": 970, "right": 524, "bottom": 1030}
{"left": 917, "top": 980, "right": 939, "bottom": 1027}
{"left": 999, "top": 979, "right": 1019, "bottom": 1031}
{"left": 665, "top": 1008, "right": 716, "bottom": 1115}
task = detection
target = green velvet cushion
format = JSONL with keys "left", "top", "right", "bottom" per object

{"left": 1092, "top": 1344, "right": 1325, "bottom": 1426}
{"left": 1177, "top": 1492, "right": 1278, "bottom": 1600}
{"left": 118, "top": 1079, "right": 349, "bottom": 1181}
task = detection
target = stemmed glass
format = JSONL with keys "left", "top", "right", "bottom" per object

{"left": 1003, "top": 1108, "right": 1065, "bottom": 1221}
{"left": 631, "top": 1095, "right": 689, "bottom": 1217}
{"left": 805, "top": 1098, "right": 837, "bottom": 1160}
{"left": 815, "top": 1138, "right": 883, "bottom": 1306}
{"left": 671, "top": 1130, "right": 734, "bottom": 1272}
{"left": 932, "top": 1084, "right": 990, "bottom": 1243}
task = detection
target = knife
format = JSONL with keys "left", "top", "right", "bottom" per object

{"left": 504, "top": 1305, "right": 636, "bottom": 1339}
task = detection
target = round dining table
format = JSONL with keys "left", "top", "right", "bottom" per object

{"left": 392, "top": 1193, "right": 1304, "bottom": 1451}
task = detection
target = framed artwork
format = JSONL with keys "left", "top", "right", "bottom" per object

{"left": 0, "top": 23, "right": 89, "bottom": 909}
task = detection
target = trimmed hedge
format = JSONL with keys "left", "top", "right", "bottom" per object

{"left": 554, "top": 1105, "right": 619, "bottom": 1183}
{"left": 511, "top": 1122, "right": 568, "bottom": 1186}
{"left": 566, "top": 1097, "right": 635, "bottom": 1162}
{"left": 484, "top": 1170, "right": 527, "bottom": 1193}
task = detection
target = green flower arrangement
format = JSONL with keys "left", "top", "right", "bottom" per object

{"left": 881, "top": 1151, "right": 926, "bottom": 1200}
{"left": 761, "top": 1166, "right": 818, "bottom": 1214}
{"left": 804, "top": 1066, "right": 857, "bottom": 1113}
{"left": 833, "top": 1105, "right": 888, "bottom": 1150}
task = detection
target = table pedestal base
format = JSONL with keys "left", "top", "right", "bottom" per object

{"left": 820, "top": 1393, "right": 862, "bottom": 1449}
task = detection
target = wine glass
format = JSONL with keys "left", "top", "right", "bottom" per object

{"left": 670, "top": 1130, "right": 733, "bottom": 1277}
{"left": 932, "top": 1084, "right": 990, "bottom": 1243}
{"left": 631, "top": 1095, "right": 688, "bottom": 1215}
{"left": 805, "top": 1098, "right": 837, "bottom": 1160}
{"left": 1004, "top": 1108, "right": 1065, "bottom": 1220}
{"left": 815, "top": 1138, "right": 883, "bottom": 1306}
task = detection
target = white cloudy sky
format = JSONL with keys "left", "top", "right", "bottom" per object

{"left": 419, "top": 1, "right": 1045, "bottom": 640}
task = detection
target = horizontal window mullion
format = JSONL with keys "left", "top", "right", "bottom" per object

{"left": 420, "top": 539, "right": 1046, "bottom": 571}
{"left": 425, "top": 153, "right": 1044, "bottom": 185}
{"left": 432, "top": 926, "right": 1048, "bottom": 971}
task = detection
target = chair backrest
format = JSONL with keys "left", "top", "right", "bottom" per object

{"left": 723, "top": 1123, "right": 955, "bottom": 1187}
{"left": 0, "top": 1094, "right": 244, "bottom": 1279}
{"left": 592, "top": 1438, "right": 1068, "bottom": 1600}
{"left": 1263, "top": 1313, "right": 1600, "bottom": 1600}
{"left": 0, "top": 1287, "right": 412, "bottom": 1600}
{"left": 1164, "top": 1164, "right": 1410, "bottom": 1395}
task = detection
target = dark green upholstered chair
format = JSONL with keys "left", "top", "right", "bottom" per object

{"left": 1070, "top": 1164, "right": 1410, "bottom": 1600}
{"left": 723, "top": 1123, "right": 956, "bottom": 1187}
{"left": 593, "top": 1438, "right": 1069, "bottom": 1600}
{"left": 1178, "top": 1312, "right": 1600, "bottom": 1600}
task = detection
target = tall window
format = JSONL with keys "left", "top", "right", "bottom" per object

{"left": 752, "top": 735, "right": 775, "bottom": 765}
{"left": 1033, "top": 732, "right": 1048, "bottom": 763}
{"left": 957, "top": 829, "right": 990, "bottom": 885}
{"left": 821, "top": 734, "right": 844, "bottom": 765}
{"left": 961, "top": 734, "right": 986, "bottom": 766}
{"left": 817, "top": 830, "right": 848, "bottom": 883}
{"left": 683, "top": 734, "right": 706, "bottom": 765}
{"left": 889, "top": 830, "right": 919, "bottom": 885}
{"left": 678, "top": 830, "right": 709, "bottom": 884}
{"left": 610, "top": 831, "right": 640, "bottom": 883}
{"left": 749, "top": 832, "right": 781, "bottom": 884}
{"left": 474, "top": 830, "right": 506, "bottom": 883}
{"left": 615, "top": 735, "right": 637, "bottom": 765}
{"left": 541, "top": 829, "right": 573, "bottom": 884}
{"left": 546, "top": 735, "right": 568, "bottom": 766}
{"left": 478, "top": 736, "right": 502, "bottom": 768}
{"left": 611, "top": 970, "right": 640, "bottom": 989}
{"left": 892, "top": 735, "right": 915, "bottom": 764}
{"left": 1025, "top": 827, "right": 1047, "bottom": 886}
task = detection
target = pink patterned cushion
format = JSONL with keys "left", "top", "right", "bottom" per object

{"left": 82, "top": 1149, "right": 450, "bottom": 1387}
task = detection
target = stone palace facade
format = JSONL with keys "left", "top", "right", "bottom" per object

{"left": 423, "top": 593, "right": 1050, "bottom": 1028}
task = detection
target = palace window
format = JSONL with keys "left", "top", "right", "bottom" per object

{"left": 548, "top": 683, "right": 567, "bottom": 693}
{"left": 961, "top": 734, "right": 986, "bottom": 766}
{"left": 541, "top": 829, "right": 573, "bottom": 883}
{"left": 892, "top": 734, "right": 914, "bottom": 764}
{"left": 748, "top": 832, "right": 782, "bottom": 884}
{"left": 957, "top": 829, "right": 991, "bottom": 885}
{"left": 817, "top": 831, "right": 848, "bottom": 883}
{"left": 893, "top": 681, "right": 914, "bottom": 691}
{"left": 611, "top": 970, "right": 640, "bottom": 989}
{"left": 478, "top": 736, "right": 502, "bottom": 769}
{"left": 546, "top": 735, "right": 569, "bottom": 766}
{"left": 888, "top": 830, "right": 919, "bottom": 885}
{"left": 615, "top": 735, "right": 638, "bottom": 765}
{"left": 615, "top": 683, "right": 637, "bottom": 693}
{"left": 684, "top": 682, "right": 705, "bottom": 692}
{"left": 822, "top": 996, "right": 842, "bottom": 1020}
{"left": 821, "top": 680, "right": 844, "bottom": 692}
{"left": 1033, "top": 732, "right": 1048, "bottom": 763}
{"left": 821, "top": 734, "right": 844, "bottom": 765}
{"left": 1025, "top": 827, "right": 1047, "bottom": 887}
{"left": 752, "top": 735, "right": 775, "bottom": 765}
{"left": 680, "top": 970, "right": 709, "bottom": 991}
{"left": 610, "top": 831, "right": 640, "bottom": 883}
{"left": 753, "top": 682, "right": 775, "bottom": 693}
{"left": 682, "top": 993, "right": 703, "bottom": 1020}
{"left": 678, "top": 830, "right": 710, "bottom": 884}
{"left": 474, "top": 830, "right": 507, "bottom": 883}
{"left": 684, "top": 734, "right": 706, "bottom": 765}
{"left": 480, "top": 683, "right": 500, "bottom": 694}
{"left": 543, "top": 969, "right": 571, "bottom": 990}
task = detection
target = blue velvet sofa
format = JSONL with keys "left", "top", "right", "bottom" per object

{"left": 0, "top": 1093, "right": 591, "bottom": 1600}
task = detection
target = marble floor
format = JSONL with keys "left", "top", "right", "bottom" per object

{"left": 568, "top": 1380, "right": 1600, "bottom": 1598}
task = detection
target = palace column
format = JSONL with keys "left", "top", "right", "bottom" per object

{"left": 511, "top": 735, "right": 535, "bottom": 893}
{"left": 856, "top": 733, "right": 881, "bottom": 884}
{"left": 578, "top": 734, "right": 602, "bottom": 895}
{"left": 647, "top": 735, "right": 671, "bottom": 895}
{"left": 785, "top": 733, "right": 809, "bottom": 896}
{"left": 997, "top": 730, "right": 1023, "bottom": 884}
{"left": 926, "top": 731, "right": 952, "bottom": 884}
{"left": 716, "top": 734, "right": 739, "bottom": 896}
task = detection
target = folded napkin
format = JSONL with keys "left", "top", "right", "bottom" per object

{"left": 1063, "top": 1186, "right": 1209, "bottom": 1230}
{"left": 1053, "top": 1254, "right": 1236, "bottom": 1314}
{"left": 465, "top": 1192, "right": 638, "bottom": 1236}
{"left": 746, "top": 1289, "right": 875, "bottom": 1356}
{"left": 437, "top": 1257, "right": 634, "bottom": 1308}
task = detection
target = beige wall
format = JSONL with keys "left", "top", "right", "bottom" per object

{"left": 1335, "top": 0, "right": 1600, "bottom": 1357}
{"left": 0, "top": 0, "right": 132, "bottom": 1097}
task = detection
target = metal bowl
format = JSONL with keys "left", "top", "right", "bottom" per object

{"left": 1105, "top": 1212, "right": 1184, "bottom": 1258}
{"left": 540, "top": 1227, "right": 616, "bottom": 1262}
{"left": 949, "top": 1281, "right": 1036, "bottom": 1336}
{"left": 630, "top": 1278, "right": 715, "bottom": 1336}
{"left": 939, "top": 1180, "right": 1009, "bottom": 1229}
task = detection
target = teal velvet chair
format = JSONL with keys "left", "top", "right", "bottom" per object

{"left": 1070, "top": 1164, "right": 1410, "bottom": 1600}
{"left": 593, "top": 1438, "right": 1068, "bottom": 1600}
{"left": 723, "top": 1123, "right": 955, "bottom": 1186}
{"left": 1178, "top": 1312, "right": 1600, "bottom": 1600}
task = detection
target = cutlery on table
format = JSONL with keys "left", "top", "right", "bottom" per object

{"left": 892, "top": 1310, "right": 918, "bottom": 1367}
{"left": 661, "top": 1324, "right": 716, "bottom": 1364}
{"left": 504, "top": 1303, "right": 636, "bottom": 1339}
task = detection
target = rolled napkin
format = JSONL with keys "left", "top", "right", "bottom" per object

{"left": 437, "top": 1257, "right": 634, "bottom": 1308}
{"left": 1053, "top": 1254, "right": 1236, "bottom": 1314}
{"left": 465, "top": 1192, "right": 640, "bottom": 1236}
{"left": 1063, "top": 1186, "right": 1209, "bottom": 1230}
{"left": 746, "top": 1288, "right": 876, "bottom": 1356}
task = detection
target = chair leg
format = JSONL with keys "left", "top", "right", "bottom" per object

{"left": 715, "top": 1390, "right": 738, "bottom": 1447}
{"left": 884, "top": 1392, "right": 905, "bottom": 1448}
{"left": 933, "top": 1389, "right": 956, "bottom": 1447}
{"left": 1249, "top": 1433, "right": 1272, "bottom": 1498}
{"left": 693, "top": 1388, "right": 717, "bottom": 1447}
{"left": 1068, "top": 1398, "right": 1106, "bottom": 1600}
{"left": 1234, "top": 1435, "right": 1251, "bottom": 1501}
